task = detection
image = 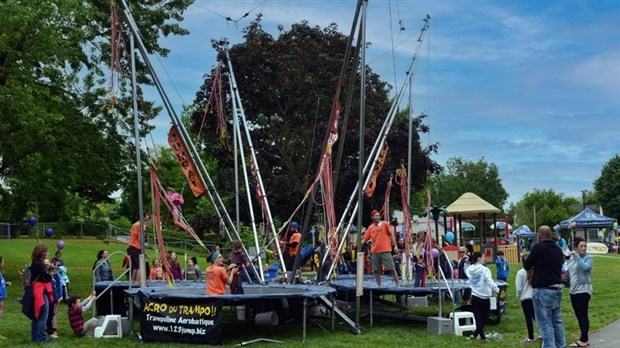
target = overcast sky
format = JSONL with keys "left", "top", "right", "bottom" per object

{"left": 142, "top": 0, "right": 620, "bottom": 208}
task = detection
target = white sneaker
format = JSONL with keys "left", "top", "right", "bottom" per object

{"left": 521, "top": 338, "right": 535, "bottom": 344}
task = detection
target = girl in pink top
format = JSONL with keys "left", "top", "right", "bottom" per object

{"left": 166, "top": 187, "right": 186, "bottom": 232}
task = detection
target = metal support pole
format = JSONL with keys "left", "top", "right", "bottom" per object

{"left": 302, "top": 297, "right": 307, "bottom": 342}
{"left": 355, "top": 0, "right": 368, "bottom": 329}
{"left": 129, "top": 296, "right": 134, "bottom": 335}
{"left": 120, "top": 0, "right": 241, "bottom": 257}
{"left": 331, "top": 293, "right": 336, "bottom": 331}
{"left": 369, "top": 289, "right": 373, "bottom": 328}
{"left": 129, "top": 25, "right": 146, "bottom": 288}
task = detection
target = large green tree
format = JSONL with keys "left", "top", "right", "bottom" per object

{"left": 190, "top": 16, "right": 440, "bottom": 225}
{"left": 427, "top": 157, "right": 508, "bottom": 210}
{"left": 594, "top": 154, "right": 620, "bottom": 219}
{"left": 508, "top": 188, "right": 579, "bottom": 229}
{"left": 0, "top": 0, "right": 193, "bottom": 221}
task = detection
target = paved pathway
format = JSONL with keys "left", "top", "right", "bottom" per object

{"left": 588, "top": 318, "right": 620, "bottom": 348}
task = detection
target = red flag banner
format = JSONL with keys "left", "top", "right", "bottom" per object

{"left": 168, "top": 125, "right": 206, "bottom": 197}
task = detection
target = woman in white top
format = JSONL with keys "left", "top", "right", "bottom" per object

{"left": 516, "top": 254, "right": 539, "bottom": 344}
{"left": 465, "top": 251, "right": 499, "bottom": 341}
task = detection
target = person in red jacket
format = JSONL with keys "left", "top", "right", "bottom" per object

{"left": 29, "top": 245, "right": 53, "bottom": 343}
{"left": 363, "top": 210, "right": 399, "bottom": 287}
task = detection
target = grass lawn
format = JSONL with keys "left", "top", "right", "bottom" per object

{"left": 1, "top": 238, "right": 619, "bottom": 347}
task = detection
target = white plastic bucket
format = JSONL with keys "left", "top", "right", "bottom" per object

{"left": 254, "top": 311, "right": 279, "bottom": 326}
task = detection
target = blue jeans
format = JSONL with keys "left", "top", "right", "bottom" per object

{"left": 31, "top": 294, "right": 49, "bottom": 342}
{"left": 533, "top": 288, "right": 566, "bottom": 348}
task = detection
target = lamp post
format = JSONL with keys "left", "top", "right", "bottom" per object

{"left": 428, "top": 206, "right": 449, "bottom": 245}
{"left": 533, "top": 205, "right": 537, "bottom": 231}
{"left": 581, "top": 190, "right": 588, "bottom": 210}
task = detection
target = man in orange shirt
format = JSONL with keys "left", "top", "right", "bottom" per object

{"left": 205, "top": 252, "right": 238, "bottom": 295}
{"left": 286, "top": 222, "right": 302, "bottom": 269}
{"left": 128, "top": 213, "right": 150, "bottom": 282}
{"left": 363, "top": 210, "right": 399, "bottom": 287}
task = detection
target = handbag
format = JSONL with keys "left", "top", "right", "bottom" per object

{"left": 21, "top": 274, "right": 40, "bottom": 320}
{"left": 21, "top": 284, "right": 35, "bottom": 320}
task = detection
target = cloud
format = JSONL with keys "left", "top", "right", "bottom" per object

{"left": 142, "top": 0, "right": 619, "bottom": 209}
{"left": 567, "top": 49, "right": 620, "bottom": 99}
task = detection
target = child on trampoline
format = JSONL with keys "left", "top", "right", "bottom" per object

{"left": 166, "top": 187, "right": 186, "bottom": 232}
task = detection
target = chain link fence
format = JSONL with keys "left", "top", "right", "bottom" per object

{"left": 0, "top": 222, "right": 10, "bottom": 239}
{"left": 1, "top": 221, "right": 221, "bottom": 256}
{"left": 2, "top": 221, "right": 114, "bottom": 239}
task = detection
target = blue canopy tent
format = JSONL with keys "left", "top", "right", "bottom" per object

{"left": 559, "top": 208, "right": 617, "bottom": 228}
{"left": 560, "top": 208, "right": 617, "bottom": 243}
{"left": 448, "top": 221, "right": 476, "bottom": 232}
{"left": 490, "top": 221, "right": 512, "bottom": 230}
{"left": 512, "top": 225, "right": 537, "bottom": 238}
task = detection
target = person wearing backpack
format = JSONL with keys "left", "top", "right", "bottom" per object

{"left": 0, "top": 256, "right": 12, "bottom": 339}
{"left": 29, "top": 245, "right": 53, "bottom": 343}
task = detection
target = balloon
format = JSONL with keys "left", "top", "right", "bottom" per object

{"left": 27, "top": 216, "right": 37, "bottom": 226}
{"left": 57, "top": 240, "right": 65, "bottom": 250}
{"left": 445, "top": 231, "right": 455, "bottom": 243}
{"left": 44, "top": 228, "right": 53, "bottom": 238}
{"left": 570, "top": 221, "right": 577, "bottom": 228}
{"left": 601, "top": 228, "right": 606, "bottom": 233}
{"left": 431, "top": 248, "right": 439, "bottom": 258}
{"left": 614, "top": 222, "right": 618, "bottom": 228}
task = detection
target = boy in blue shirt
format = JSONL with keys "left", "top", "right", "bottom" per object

{"left": 494, "top": 250, "right": 510, "bottom": 282}
{"left": 0, "top": 256, "right": 12, "bottom": 339}
{"left": 553, "top": 231, "right": 568, "bottom": 248}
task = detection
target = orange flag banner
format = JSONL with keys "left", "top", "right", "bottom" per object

{"left": 364, "top": 142, "right": 389, "bottom": 198}
{"left": 168, "top": 125, "right": 206, "bottom": 197}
